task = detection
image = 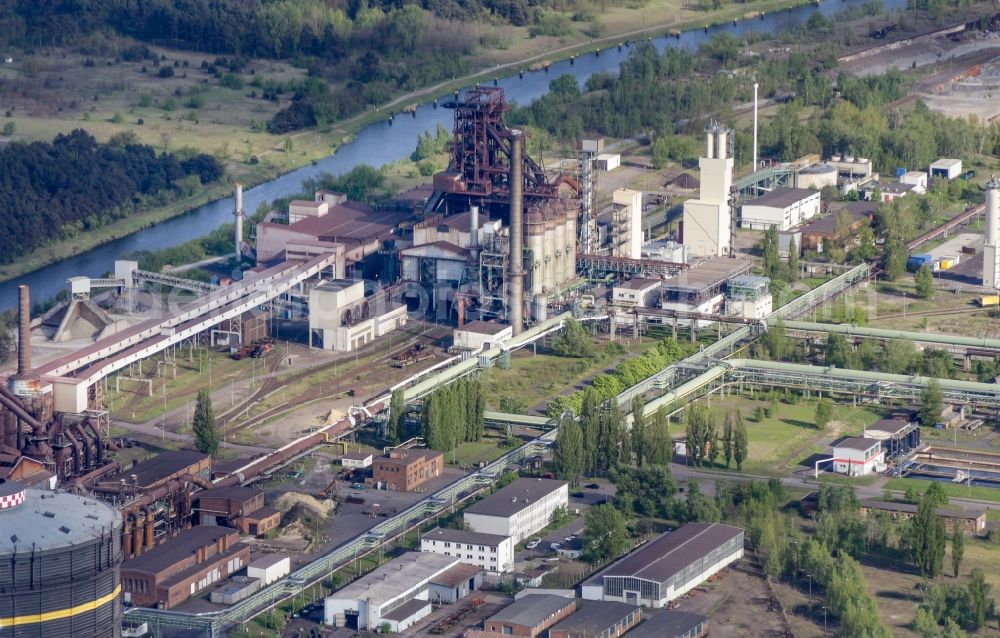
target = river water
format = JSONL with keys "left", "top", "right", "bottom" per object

{"left": 0, "top": 0, "right": 907, "bottom": 310}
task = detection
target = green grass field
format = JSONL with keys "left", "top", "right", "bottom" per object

{"left": 884, "top": 477, "right": 1000, "bottom": 504}
{"left": 445, "top": 436, "right": 512, "bottom": 467}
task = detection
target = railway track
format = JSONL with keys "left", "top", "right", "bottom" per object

{"left": 873, "top": 306, "right": 990, "bottom": 321}
{"left": 219, "top": 324, "right": 450, "bottom": 431}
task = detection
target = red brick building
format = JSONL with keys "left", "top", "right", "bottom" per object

{"left": 372, "top": 448, "right": 444, "bottom": 491}
{"left": 121, "top": 526, "right": 250, "bottom": 608}
{"left": 196, "top": 486, "right": 280, "bottom": 535}
{"left": 483, "top": 594, "right": 576, "bottom": 637}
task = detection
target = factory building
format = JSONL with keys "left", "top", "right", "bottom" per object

{"left": 595, "top": 153, "right": 621, "bottom": 171}
{"left": 863, "top": 411, "right": 921, "bottom": 465}
{"left": 371, "top": 448, "right": 444, "bottom": 491}
{"left": 611, "top": 189, "right": 643, "bottom": 260}
{"left": 256, "top": 192, "right": 403, "bottom": 270}
{"left": 247, "top": 554, "right": 291, "bottom": 585}
{"left": 464, "top": 478, "right": 569, "bottom": 543}
{"left": 859, "top": 500, "right": 986, "bottom": 536}
{"left": 628, "top": 611, "right": 709, "bottom": 638}
{"left": 830, "top": 437, "right": 885, "bottom": 476}
{"left": 725, "top": 276, "right": 772, "bottom": 319}
{"left": 340, "top": 450, "right": 374, "bottom": 469}
{"left": 483, "top": 594, "right": 577, "bottom": 637}
{"left": 581, "top": 523, "right": 744, "bottom": 608}
{"left": 740, "top": 188, "right": 820, "bottom": 231}
{"left": 421, "top": 527, "right": 515, "bottom": 573}
{"left": 661, "top": 258, "right": 752, "bottom": 325}
{"left": 827, "top": 155, "right": 873, "bottom": 179}
{"left": 121, "top": 525, "right": 250, "bottom": 609}
{"left": 548, "top": 601, "right": 641, "bottom": 638}
{"left": 875, "top": 181, "right": 917, "bottom": 203}
{"left": 786, "top": 201, "right": 877, "bottom": 255}
{"left": 453, "top": 320, "right": 514, "bottom": 352}
{"left": 210, "top": 575, "right": 261, "bottom": 605}
{"left": 0, "top": 481, "right": 123, "bottom": 638}
{"left": 612, "top": 279, "right": 661, "bottom": 308}
{"left": 682, "top": 123, "right": 734, "bottom": 257}
{"left": 930, "top": 158, "right": 963, "bottom": 180}
{"left": 195, "top": 486, "right": 280, "bottom": 536}
{"left": 428, "top": 563, "right": 483, "bottom": 604}
{"left": 308, "top": 279, "right": 408, "bottom": 352}
{"left": 324, "top": 552, "right": 463, "bottom": 631}
{"left": 900, "top": 171, "right": 928, "bottom": 194}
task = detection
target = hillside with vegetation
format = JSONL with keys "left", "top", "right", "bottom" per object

{"left": 0, "top": 129, "right": 222, "bottom": 264}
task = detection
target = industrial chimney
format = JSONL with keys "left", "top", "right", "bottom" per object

{"left": 509, "top": 131, "right": 525, "bottom": 336}
{"left": 984, "top": 176, "right": 1000, "bottom": 289}
{"left": 16, "top": 285, "right": 30, "bottom": 376}
{"left": 234, "top": 183, "right": 245, "bottom": 263}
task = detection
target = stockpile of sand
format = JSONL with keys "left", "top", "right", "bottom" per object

{"left": 275, "top": 492, "right": 334, "bottom": 518}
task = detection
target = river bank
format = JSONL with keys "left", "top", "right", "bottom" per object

{"left": 0, "top": 0, "right": 816, "bottom": 285}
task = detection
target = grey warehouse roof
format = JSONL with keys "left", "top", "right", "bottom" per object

{"left": 459, "top": 320, "right": 511, "bottom": 335}
{"left": 486, "top": 594, "right": 575, "bottom": 628}
{"left": 0, "top": 487, "right": 121, "bottom": 554}
{"left": 548, "top": 601, "right": 637, "bottom": 633}
{"left": 465, "top": 478, "right": 568, "bottom": 518}
{"left": 422, "top": 527, "right": 510, "bottom": 546}
{"left": 834, "top": 437, "right": 881, "bottom": 451}
{"left": 615, "top": 278, "right": 661, "bottom": 290}
{"left": 249, "top": 553, "right": 289, "bottom": 569}
{"left": 330, "top": 552, "right": 458, "bottom": 606}
{"left": 746, "top": 187, "right": 817, "bottom": 209}
{"left": 599, "top": 523, "right": 743, "bottom": 583}
{"left": 860, "top": 500, "right": 984, "bottom": 521}
{"left": 627, "top": 611, "right": 707, "bottom": 638}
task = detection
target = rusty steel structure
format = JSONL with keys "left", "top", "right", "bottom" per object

{"left": 440, "top": 87, "right": 580, "bottom": 209}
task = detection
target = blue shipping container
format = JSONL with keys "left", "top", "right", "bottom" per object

{"left": 895, "top": 167, "right": 907, "bottom": 177}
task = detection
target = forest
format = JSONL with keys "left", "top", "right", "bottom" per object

{"left": 510, "top": 36, "right": 1000, "bottom": 174}
{"left": 0, "top": 129, "right": 222, "bottom": 265}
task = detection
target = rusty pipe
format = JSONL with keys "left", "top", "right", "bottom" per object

{"left": 141, "top": 506, "right": 155, "bottom": 549}
{"left": 0, "top": 385, "right": 39, "bottom": 430}
{"left": 123, "top": 513, "right": 134, "bottom": 557}
{"left": 72, "top": 423, "right": 93, "bottom": 469}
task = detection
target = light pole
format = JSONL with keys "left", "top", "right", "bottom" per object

{"left": 822, "top": 605, "right": 828, "bottom": 634}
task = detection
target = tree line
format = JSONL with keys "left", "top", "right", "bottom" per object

{"left": 512, "top": 35, "right": 1000, "bottom": 175}
{"left": 546, "top": 325, "right": 688, "bottom": 416}
{"left": 420, "top": 377, "right": 485, "bottom": 452}
{"left": 0, "top": 129, "right": 222, "bottom": 265}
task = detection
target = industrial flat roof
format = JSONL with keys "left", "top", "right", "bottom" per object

{"left": 626, "top": 611, "right": 707, "bottom": 638}
{"left": 485, "top": 594, "right": 575, "bottom": 628}
{"left": 662, "top": 257, "right": 752, "bottom": 294}
{"left": 595, "top": 523, "right": 743, "bottom": 584}
{"left": 860, "top": 500, "right": 984, "bottom": 520}
{"left": 458, "top": 320, "right": 511, "bottom": 335}
{"left": 880, "top": 182, "right": 916, "bottom": 194}
{"left": 799, "top": 203, "right": 876, "bottom": 236}
{"left": 278, "top": 201, "right": 408, "bottom": 243}
{"left": 314, "top": 279, "right": 360, "bottom": 293}
{"left": 464, "top": 478, "right": 567, "bottom": 519}
{"left": 244, "top": 506, "right": 280, "bottom": 521}
{"left": 381, "top": 597, "right": 431, "bottom": 622}
{"left": 615, "top": 278, "right": 661, "bottom": 291}
{"left": 122, "top": 450, "right": 209, "bottom": 488}
{"left": 834, "top": 437, "right": 882, "bottom": 452}
{"left": 330, "top": 552, "right": 458, "bottom": 605}
{"left": 380, "top": 448, "right": 443, "bottom": 464}
{"left": 548, "top": 601, "right": 637, "bottom": 634}
{"left": 422, "top": 527, "right": 510, "bottom": 547}
{"left": 248, "top": 553, "right": 290, "bottom": 569}
{"left": 341, "top": 450, "right": 374, "bottom": 460}
{"left": 864, "top": 418, "right": 913, "bottom": 436}
{"left": 430, "top": 562, "right": 481, "bottom": 588}
{"left": 0, "top": 488, "right": 121, "bottom": 554}
{"left": 123, "top": 526, "right": 239, "bottom": 576}
{"left": 746, "top": 187, "right": 817, "bottom": 209}
{"left": 931, "top": 158, "right": 962, "bottom": 168}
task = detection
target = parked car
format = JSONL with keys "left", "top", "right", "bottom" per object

{"left": 585, "top": 483, "right": 600, "bottom": 489}
{"left": 526, "top": 540, "right": 540, "bottom": 550}
{"left": 550, "top": 542, "right": 562, "bottom": 550}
